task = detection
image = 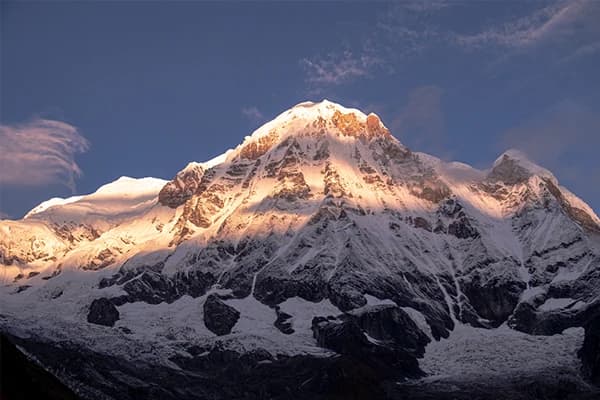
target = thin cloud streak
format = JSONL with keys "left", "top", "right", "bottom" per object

{"left": 301, "top": 50, "right": 384, "bottom": 85}
{"left": 455, "top": 0, "right": 599, "bottom": 51}
{"left": 241, "top": 106, "right": 264, "bottom": 122}
{"left": 301, "top": 0, "right": 600, "bottom": 88}
{"left": 0, "top": 119, "right": 89, "bottom": 191}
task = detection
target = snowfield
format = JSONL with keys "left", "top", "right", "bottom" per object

{"left": 421, "top": 324, "right": 584, "bottom": 379}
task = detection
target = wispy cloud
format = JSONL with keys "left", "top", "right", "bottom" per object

{"left": 399, "top": 0, "right": 450, "bottom": 13}
{"left": 300, "top": 0, "right": 600, "bottom": 88}
{"left": 456, "top": 0, "right": 600, "bottom": 53}
{"left": 560, "top": 40, "right": 600, "bottom": 63}
{"left": 301, "top": 50, "right": 384, "bottom": 86}
{"left": 241, "top": 106, "right": 264, "bottom": 123}
{"left": 0, "top": 118, "right": 89, "bottom": 191}
{"left": 299, "top": 3, "right": 451, "bottom": 88}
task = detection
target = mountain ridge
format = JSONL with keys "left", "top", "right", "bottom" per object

{"left": 1, "top": 99, "right": 599, "bottom": 399}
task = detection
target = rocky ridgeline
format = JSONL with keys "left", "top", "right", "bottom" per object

{"left": 89, "top": 101, "right": 599, "bottom": 373}
{"left": 1, "top": 100, "right": 600, "bottom": 398}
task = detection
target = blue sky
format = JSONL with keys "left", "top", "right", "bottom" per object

{"left": 1, "top": 0, "right": 599, "bottom": 218}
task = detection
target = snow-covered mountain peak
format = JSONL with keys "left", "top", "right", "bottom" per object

{"left": 2, "top": 100, "right": 600, "bottom": 399}
{"left": 231, "top": 100, "right": 393, "bottom": 162}
{"left": 488, "top": 149, "right": 556, "bottom": 185}
{"left": 290, "top": 99, "right": 364, "bottom": 116}
{"left": 157, "top": 100, "right": 412, "bottom": 214}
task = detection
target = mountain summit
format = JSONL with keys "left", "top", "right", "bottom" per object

{"left": 1, "top": 100, "right": 599, "bottom": 399}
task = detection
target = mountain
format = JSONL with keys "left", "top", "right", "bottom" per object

{"left": 1, "top": 100, "right": 599, "bottom": 399}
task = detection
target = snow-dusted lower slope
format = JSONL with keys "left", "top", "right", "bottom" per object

{"left": 1, "top": 100, "right": 599, "bottom": 399}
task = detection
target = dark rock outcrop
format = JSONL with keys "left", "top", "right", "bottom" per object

{"left": 509, "top": 300, "right": 600, "bottom": 336}
{"left": 312, "top": 316, "right": 370, "bottom": 354}
{"left": 462, "top": 275, "right": 525, "bottom": 326}
{"left": 87, "top": 298, "right": 119, "bottom": 327}
{"left": 351, "top": 305, "right": 430, "bottom": 357}
{"left": 274, "top": 306, "right": 294, "bottom": 334}
{"left": 0, "top": 334, "right": 80, "bottom": 400}
{"left": 487, "top": 154, "right": 532, "bottom": 185}
{"left": 311, "top": 311, "right": 425, "bottom": 380}
{"left": 580, "top": 314, "right": 600, "bottom": 385}
{"left": 101, "top": 269, "right": 216, "bottom": 305}
{"left": 448, "top": 216, "right": 479, "bottom": 239}
{"left": 203, "top": 294, "right": 240, "bottom": 336}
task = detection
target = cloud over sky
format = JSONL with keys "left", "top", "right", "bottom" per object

{"left": 301, "top": 0, "right": 600, "bottom": 87}
{"left": 241, "top": 106, "right": 265, "bottom": 123}
{"left": 0, "top": 119, "right": 89, "bottom": 191}
{"left": 301, "top": 50, "right": 384, "bottom": 86}
{"left": 455, "top": 0, "right": 600, "bottom": 53}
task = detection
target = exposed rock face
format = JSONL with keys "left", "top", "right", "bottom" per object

{"left": 312, "top": 316, "right": 368, "bottom": 354}
{"left": 351, "top": 305, "right": 430, "bottom": 357}
{"left": 274, "top": 306, "right": 294, "bottom": 334}
{"left": 488, "top": 154, "right": 532, "bottom": 185}
{"left": 240, "top": 130, "right": 279, "bottom": 160}
{"left": 203, "top": 294, "right": 240, "bottom": 336}
{"left": 87, "top": 298, "right": 119, "bottom": 327}
{"left": 159, "top": 163, "right": 205, "bottom": 208}
{"left": 462, "top": 275, "right": 526, "bottom": 326}
{"left": 311, "top": 313, "right": 424, "bottom": 380}
{"left": 331, "top": 110, "right": 365, "bottom": 139}
{"left": 544, "top": 178, "right": 600, "bottom": 234}
{"left": 508, "top": 293, "right": 600, "bottom": 336}
{"left": 366, "top": 113, "right": 390, "bottom": 138}
{"left": 121, "top": 270, "right": 215, "bottom": 304}
{"left": 308, "top": 304, "right": 430, "bottom": 385}
{"left": 83, "top": 247, "right": 117, "bottom": 270}
{"left": 580, "top": 314, "right": 600, "bottom": 385}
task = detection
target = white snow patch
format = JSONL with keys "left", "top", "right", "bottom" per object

{"left": 401, "top": 307, "right": 433, "bottom": 338}
{"left": 93, "top": 176, "right": 167, "bottom": 197}
{"left": 24, "top": 195, "right": 85, "bottom": 218}
{"left": 520, "top": 285, "right": 545, "bottom": 301}
{"left": 539, "top": 297, "right": 583, "bottom": 311}
{"left": 364, "top": 294, "right": 396, "bottom": 307}
{"left": 278, "top": 297, "right": 341, "bottom": 340}
{"left": 225, "top": 296, "right": 279, "bottom": 338}
{"left": 420, "top": 324, "right": 584, "bottom": 380}
{"left": 117, "top": 295, "right": 212, "bottom": 341}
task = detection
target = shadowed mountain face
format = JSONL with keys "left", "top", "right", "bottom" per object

{"left": 0, "top": 334, "right": 80, "bottom": 400}
{"left": 1, "top": 100, "right": 599, "bottom": 399}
